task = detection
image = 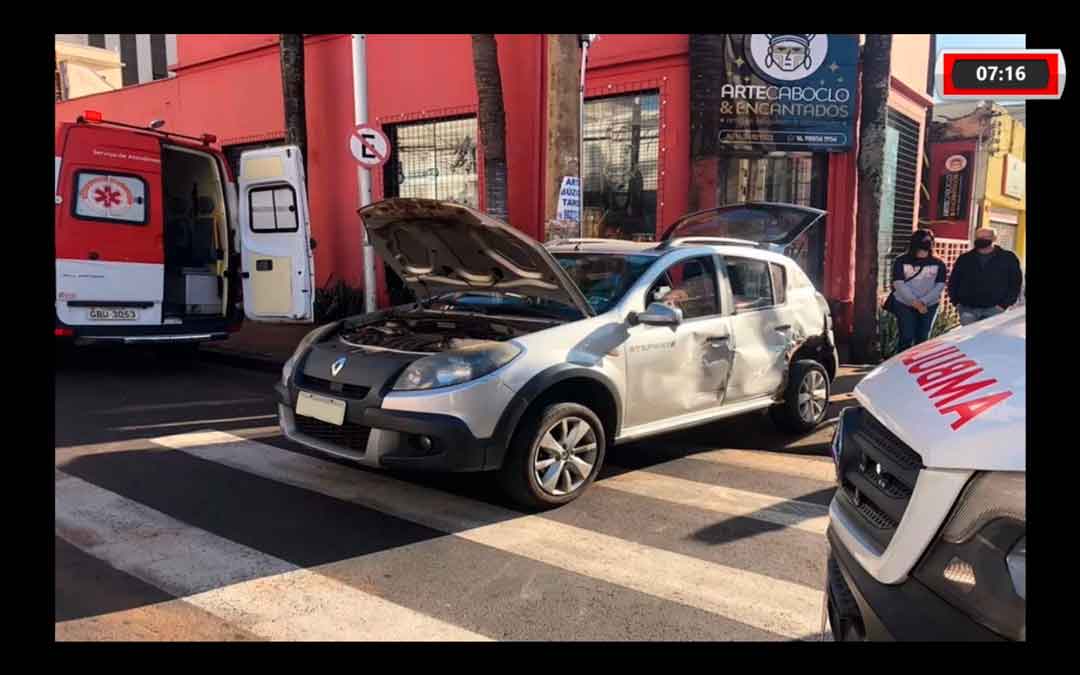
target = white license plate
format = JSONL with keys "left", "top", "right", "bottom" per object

{"left": 88, "top": 307, "right": 139, "bottom": 321}
{"left": 296, "top": 391, "right": 346, "bottom": 426}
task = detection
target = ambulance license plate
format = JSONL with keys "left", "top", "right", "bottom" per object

{"left": 88, "top": 307, "right": 139, "bottom": 321}
{"left": 296, "top": 391, "right": 346, "bottom": 426}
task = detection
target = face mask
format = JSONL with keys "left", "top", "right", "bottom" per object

{"left": 975, "top": 238, "right": 993, "bottom": 249}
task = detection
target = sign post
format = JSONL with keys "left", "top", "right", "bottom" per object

{"left": 351, "top": 34, "right": 379, "bottom": 314}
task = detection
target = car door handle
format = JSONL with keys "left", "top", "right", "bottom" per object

{"left": 774, "top": 324, "right": 792, "bottom": 331}
{"left": 705, "top": 335, "right": 729, "bottom": 344}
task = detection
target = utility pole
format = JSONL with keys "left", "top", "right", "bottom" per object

{"left": 352, "top": 34, "right": 377, "bottom": 314}
{"left": 543, "top": 35, "right": 583, "bottom": 241}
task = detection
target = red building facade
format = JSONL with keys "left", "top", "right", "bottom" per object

{"left": 55, "top": 34, "right": 933, "bottom": 338}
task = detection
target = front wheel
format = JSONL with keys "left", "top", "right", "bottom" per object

{"left": 770, "top": 359, "right": 830, "bottom": 434}
{"left": 497, "top": 402, "right": 606, "bottom": 510}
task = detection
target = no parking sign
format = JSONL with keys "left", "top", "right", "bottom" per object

{"left": 349, "top": 124, "right": 391, "bottom": 169}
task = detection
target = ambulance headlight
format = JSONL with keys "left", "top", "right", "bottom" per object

{"left": 914, "top": 471, "right": 1026, "bottom": 641}
{"left": 283, "top": 321, "right": 340, "bottom": 384}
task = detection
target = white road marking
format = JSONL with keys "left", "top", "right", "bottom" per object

{"left": 687, "top": 448, "right": 837, "bottom": 484}
{"left": 97, "top": 397, "right": 270, "bottom": 415}
{"left": 111, "top": 414, "right": 278, "bottom": 432}
{"left": 599, "top": 470, "right": 829, "bottom": 535}
{"left": 153, "top": 431, "right": 825, "bottom": 639}
{"left": 54, "top": 470, "right": 489, "bottom": 642}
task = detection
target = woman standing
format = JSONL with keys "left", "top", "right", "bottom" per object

{"left": 890, "top": 229, "right": 948, "bottom": 351}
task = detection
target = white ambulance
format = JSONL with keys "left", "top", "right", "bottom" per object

{"left": 826, "top": 307, "right": 1025, "bottom": 641}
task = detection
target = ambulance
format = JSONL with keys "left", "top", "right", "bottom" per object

{"left": 54, "top": 111, "right": 315, "bottom": 347}
{"left": 826, "top": 307, "right": 1025, "bottom": 641}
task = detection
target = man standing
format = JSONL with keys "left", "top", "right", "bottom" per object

{"left": 947, "top": 227, "right": 1024, "bottom": 326}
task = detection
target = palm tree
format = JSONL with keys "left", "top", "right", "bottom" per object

{"left": 851, "top": 34, "right": 894, "bottom": 363}
{"left": 688, "top": 34, "right": 726, "bottom": 212}
{"left": 280, "top": 34, "right": 308, "bottom": 180}
{"left": 472, "top": 34, "right": 509, "bottom": 222}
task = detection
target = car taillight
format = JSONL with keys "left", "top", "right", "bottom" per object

{"left": 82, "top": 110, "right": 103, "bottom": 123}
{"left": 55, "top": 327, "right": 74, "bottom": 337}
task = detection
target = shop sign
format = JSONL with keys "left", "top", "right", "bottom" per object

{"left": 1003, "top": 154, "right": 1025, "bottom": 200}
{"left": 939, "top": 151, "right": 973, "bottom": 220}
{"left": 717, "top": 34, "right": 859, "bottom": 153}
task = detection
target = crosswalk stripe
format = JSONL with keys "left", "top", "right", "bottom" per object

{"left": 111, "top": 414, "right": 278, "bottom": 432}
{"left": 54, "top": 470, "right": 490, "bottom": 641}
{"left": 686, "top": 448, "right": 837, "bottom": 484}
{"left": 153, "top": 430, "right": 825, "bottom": 639}
{"left": 599, "top": 470, "right": 829, "bottom": 535}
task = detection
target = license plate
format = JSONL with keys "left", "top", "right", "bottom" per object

{"left": 296, "top": 391, "right": 346, "bottom": 426}
{"left": 88, "top": 307, "right": 139, "bottom": 321}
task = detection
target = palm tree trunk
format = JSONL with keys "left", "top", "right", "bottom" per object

{"left": 851, "top": 34, "right": 893, "bottom": 363}
{"left": 472, "top": 34, "right": 509, "bottom": 222}
{"left": 280, "top": 34, "right": 308, "bottom": 180}
{"left": 689, "top": 34, "right": 727, "bottom": 212}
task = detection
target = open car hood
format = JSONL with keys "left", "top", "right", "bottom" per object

{"left": 359, "top": 198, "right": 594, "bottom": 317}
{"left": 660, "top": 202, "right": 826, "bottom": 246}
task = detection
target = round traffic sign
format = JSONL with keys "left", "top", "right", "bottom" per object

{"left": 349, "top": 124, "right": 391, "bottom": 169}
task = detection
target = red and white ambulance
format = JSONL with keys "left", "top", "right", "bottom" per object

{"left": 54, "top": 111, "right": 315, "bottom": 346}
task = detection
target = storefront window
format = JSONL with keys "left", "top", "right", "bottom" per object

{"left": 716, "top": 153, "right": 821, "bottom": 206}
{"left": 877, "top": 109, "right": 921, "bottom": 292}
{"left": 384, "top": 116, "right": 479, "bottom": 209}
{"left": 581, "top": 91, "right": 660, "bottom": 241}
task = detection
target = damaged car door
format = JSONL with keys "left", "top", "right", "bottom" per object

{"left": 622, "top": 255, "right": 735, "bottom": 430}
{"left": 719, "top": 255, "right": 798, "bottom": 402}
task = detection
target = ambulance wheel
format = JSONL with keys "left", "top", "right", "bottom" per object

{"left": 770, "top": 360, "right": 830, "bottom": 434}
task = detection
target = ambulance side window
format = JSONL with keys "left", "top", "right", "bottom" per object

{"left": 249, "top": 186, "right": 298, "bottom": 233}
{"left": 72, "top": 171, "right": 148, "bottom": 225}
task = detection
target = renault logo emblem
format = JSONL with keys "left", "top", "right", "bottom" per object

{"left": 331, "top": 356, "right": 346, "bottom": 377}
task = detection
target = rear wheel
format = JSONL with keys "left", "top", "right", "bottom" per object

{"left": 770, "top": 359, "right": 830, "bottom": 433}
{"left": 497, "top": 402, "right": 606, "bottom": 510}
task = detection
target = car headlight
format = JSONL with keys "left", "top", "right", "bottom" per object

{"left": 392, "top": 341, "right": 522, "bottom": 391}
{"left": 282, "top": 321, "right": 340, "bottom": 384}
{"left": 914, "top": 471, "right": 1026, "bottom": 641}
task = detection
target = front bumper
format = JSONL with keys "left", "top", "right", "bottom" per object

{"left": 275, "top": 382, "right": 494, "bottom": 472}
{"left": 826, "top": 525, "right": 1005, "bottom": 641}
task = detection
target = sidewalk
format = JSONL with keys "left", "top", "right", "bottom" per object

{"left": 200, "top": 321, "right": 319, "bottom": 371}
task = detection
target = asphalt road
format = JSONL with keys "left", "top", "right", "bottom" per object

{"left": 55, "top": 344, "right": 866, "bottom": 641}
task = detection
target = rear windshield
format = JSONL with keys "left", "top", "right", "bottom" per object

{"left": 552, "top": 252, "right": 656, "bottom": 314}
{"left": 664, "top": 205, "right": 822, "bottom": 245}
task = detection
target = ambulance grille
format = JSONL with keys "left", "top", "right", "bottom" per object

{"left": 834, "top": 407, "right": 924, "bottom": 550}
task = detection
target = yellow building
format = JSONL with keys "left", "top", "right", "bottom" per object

{"left": 979, "top": 106, "right": 1026, "bottom": 269}
{"left": 55, "top": 40, "right": 122, "bottom": 101}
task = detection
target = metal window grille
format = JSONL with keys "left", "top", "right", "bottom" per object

{"left": 383, "top": 116, "right": 479, "bottom": 209}
{"left": 933, "top": 237, "right": 969, "bottom": 326}
{"left": 581, "top": 91, "right": 660, "bottom": 240}
{"left": 878, "top": 109, "right": 922, "bottom": 292}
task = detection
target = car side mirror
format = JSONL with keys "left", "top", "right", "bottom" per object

{"left": 628, "top": 302, "right": 683, "bottom": 327}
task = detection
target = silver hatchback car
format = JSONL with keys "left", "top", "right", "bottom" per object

{"left": 276, "top": 198, "right": 838, "bottom": 508}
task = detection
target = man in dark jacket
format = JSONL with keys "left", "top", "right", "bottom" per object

{"left": 947, "top": 227, "right": 1024, "bottom": 326}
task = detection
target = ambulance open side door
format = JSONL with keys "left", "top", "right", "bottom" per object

{"left": 238, "top": 145, "right": 315, "bottom": 323}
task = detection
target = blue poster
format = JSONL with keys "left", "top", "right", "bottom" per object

{"left": 717, "top": 34, "right": 860, "bottom": 152}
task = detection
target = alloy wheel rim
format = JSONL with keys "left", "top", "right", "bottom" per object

{"left": 532, "top": 416, "right": 598, "bottom": 496}
{"left": 798, "top": 370, "right": 828, "bottom": 423}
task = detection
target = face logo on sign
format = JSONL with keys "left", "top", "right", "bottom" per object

{"left": 945, "top": 154, "right": 968, "bottom": 173}
{"left": 748, "top": 34, "right": 828, "bottom": 82}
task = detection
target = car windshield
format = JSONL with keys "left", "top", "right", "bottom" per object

{"left": 551, "top": 252, "right": 656, "bottom": 314}
{"left": 429, "top": 291, "right": 583, "bottom": 321}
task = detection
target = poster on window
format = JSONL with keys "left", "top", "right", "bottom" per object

{"left": 76, "top": 173, "right": 146, "bottom": 223}
{"left": 716, "top": 34, "right": 858, "bottom": 153}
